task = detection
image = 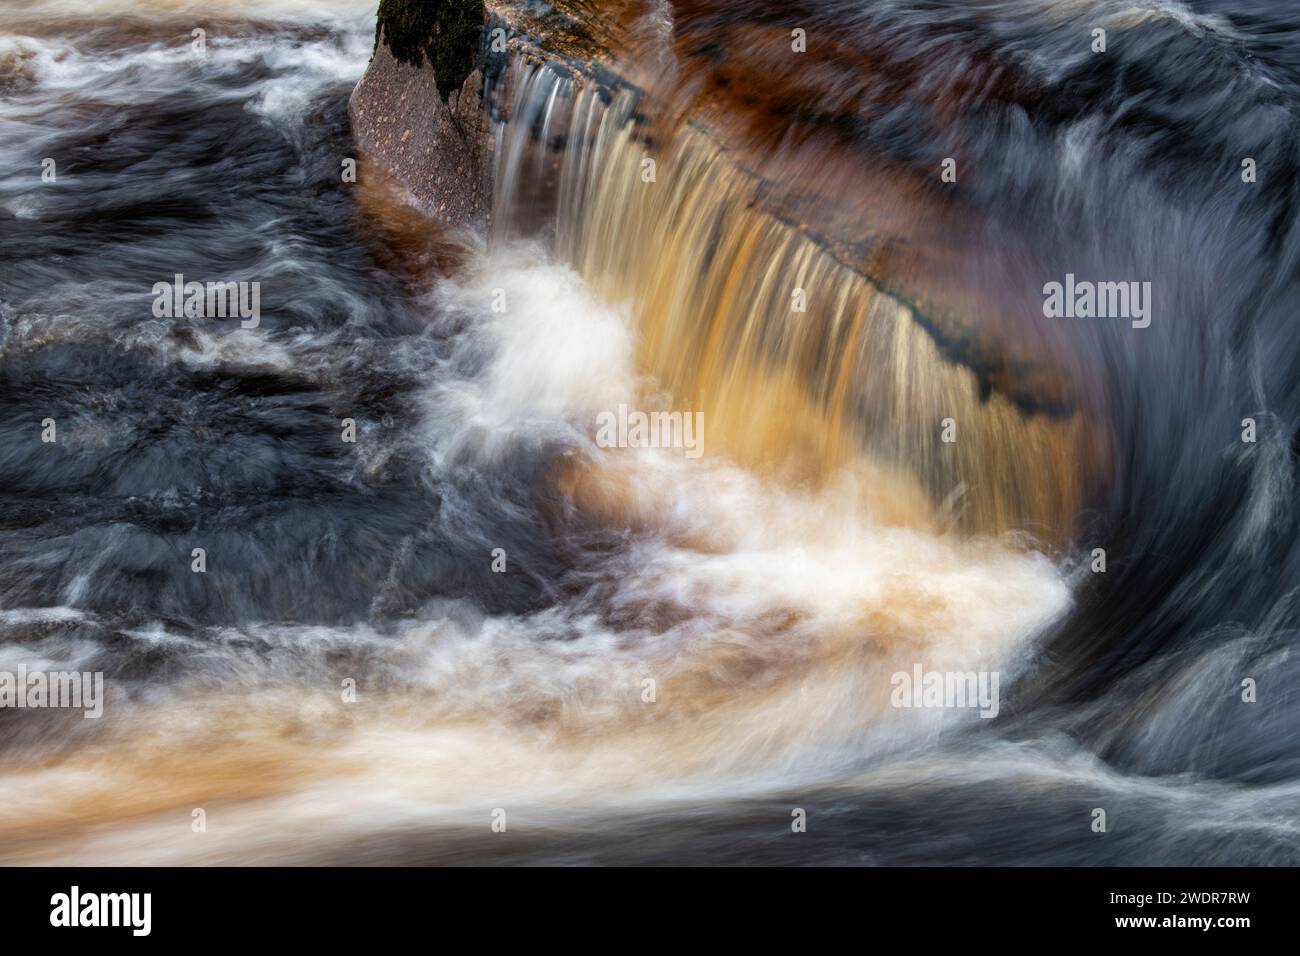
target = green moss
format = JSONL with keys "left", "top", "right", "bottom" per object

{"left": 376, "top": 0, "right": 485, "bottom": 102}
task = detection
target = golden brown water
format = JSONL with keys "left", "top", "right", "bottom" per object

{"left": 495, "top": 54, "right": 1106, "bottom": 541}
{"left": 0, "top": 0, "right": 1081, "bottom": 864}
{"left": 5, "top": 0, "right": 1300, "bottom": 870}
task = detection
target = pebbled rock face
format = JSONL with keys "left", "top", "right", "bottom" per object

{"left": 348, "top": 16, "right": 492, "bottom": 229}
{"left": 348, "top": 0, "right": 609, "bottom": 232}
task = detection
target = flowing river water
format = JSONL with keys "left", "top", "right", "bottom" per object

{"left": 0, "top": 0, "right": 1297, "bottom": 864}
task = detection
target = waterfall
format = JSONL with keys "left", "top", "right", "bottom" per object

{"left": 490, "top": 58, "right": 1105, "bottom": 542}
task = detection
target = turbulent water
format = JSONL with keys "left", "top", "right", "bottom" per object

{"left": 0, "top": 0, "right": 1297, "bottom": 864}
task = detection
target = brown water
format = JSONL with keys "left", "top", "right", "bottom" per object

{"left": 1, "top": 0, "right": 1298, "bottom": 866}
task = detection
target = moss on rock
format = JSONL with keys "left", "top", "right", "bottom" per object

{"left": 375, "top": 0, "right": 484, "bottom": 102}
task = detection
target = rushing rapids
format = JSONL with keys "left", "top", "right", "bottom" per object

{"left": 0, "top": 0, "right": 1297, "bottom": 865}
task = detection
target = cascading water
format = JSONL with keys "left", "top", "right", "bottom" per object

{"left": 492, "top": 56, "right": 1103, "bottom": 539}
{"left": 0, "top": 0, "right": 1297, "bottom": 867}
